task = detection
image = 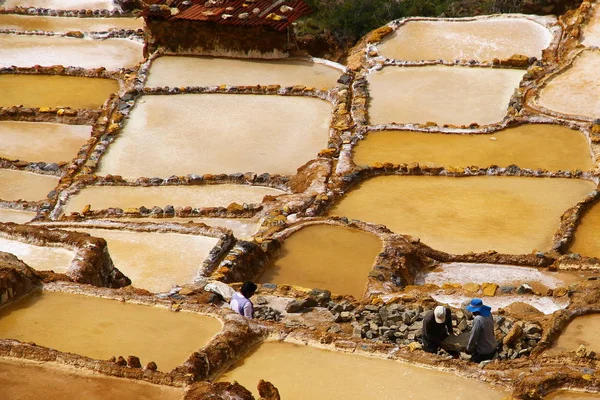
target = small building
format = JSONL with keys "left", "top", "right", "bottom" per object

{"left": 142, "top": 0, "right": 311, "bottom": 58}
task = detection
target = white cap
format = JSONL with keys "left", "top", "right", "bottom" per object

{"left": 434, "top": 306, "right": 446, "bottom": 324}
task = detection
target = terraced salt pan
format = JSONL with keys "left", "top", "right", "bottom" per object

{"left": 0, "top": 34, "right": 143, "bottom": 70}
{"left": 0, "top": 237, "right": 74, "bottom": 272}
{"left": 0, "top": 75, "right": 118, "bottom": 109}
{"left": 547, "top": 314, "right": 600, "bottom": 355}
{"left": 354, "top": 124, "right": 592, "bottom": 171}
{"left": 570, "top": 201, "right": 600, "bottom": 258}
{"left": 537, "top": 52, "right": 600, "bottom": 118}
{"left": 368, "top": 66, "right": 524, "bottom": 126}
{"left": 2, "top": 0, "right": 115, "bottom": 10}
{"left": 378, "top": 18, "right": 552, "bottom": 61}
{"left": 582, "top": 3, "right": 600, "bottom": 47}
{"left": 259, "top": 225, "right": 382, "bottom": 298}
{"left": 63, "top": 184, "right": 285, "bottom": 214}
{"left": 0, "top": 170, "right": 58, "bottom": 202}
{"left": 329, "top": 176, "right": 595, "bottom": 254}
{"left": 218, "top": 342, "right": 507, "bottom": 399}
{"left": 145, "top": 56, "right": 343, "bottom": 88}
{"left": 547, "top": 390, "right": 600, "bottom": 399}
{"left": 63, "top": 227, "right": 219, "bottom": 293}
{"left": 0, "top": 358, "right": 183, "bottom": 400}
{"left": 112, "top": 217, "right": 260, "bottom": 239}
{"left": 96, "top": 94, "right": 331, "bottom": 177}
{"left": 0, "top": 15, "right": 143, "bottom": 32}
{"left": 0, "top": 121, "right": 90, "bottom": 163}
{"left": 0, "top": 209, "right": 36, "bottom": 224}
{"left": 0, "top": 291, "right": 222, "bottom": 371}
{"left": 431, "top": 293, "right": 568, "bottom": 314}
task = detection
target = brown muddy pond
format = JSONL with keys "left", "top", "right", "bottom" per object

{"left": 217, "top": 341, "right": 507, "bottom": 400}
{"left": 0, "top": 291, "right": 222, "bottom": 371}
{"left": 354, "top": 124, "right": 591, "bottom": 171}
{"left": 258, "top": 225, "right": 382, "bottom": 298}
{"left": 0, "top": 357, "right": 183, "bottom": 400}
{"left": 569, "top": 201, "right": 600, "bottom": 258}
{"left": 367, "top": 66, "right": 524, "bottom": 126}
{"left": 0, "top": 74, "right": 118, "bottom": 109}
{"left": 0, "top": 14, "right": 143, "bottom": 32}
{"left": 329, "top": 176, "right": 594, "bottom": 255}
{"left": 547, "top": 314, "right": 600, "bottom": 355}
{"left": 0, "top": 169, "right": 58, "bottom": 202}
{"left": 546, "top": 391, "right": 600, "bottom": 399}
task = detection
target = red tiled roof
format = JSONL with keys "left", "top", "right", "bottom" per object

{"left": 143, "top": 0, "right": 311, "bottom": 31}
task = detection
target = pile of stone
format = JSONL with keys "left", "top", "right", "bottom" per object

{"left": 254, "top": 306, "right": 282, "bottom": 322}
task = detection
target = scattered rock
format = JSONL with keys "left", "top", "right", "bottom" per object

{"left": 127, "top": 355, "right": 141, "bottom": 368}
{"left": 145, "top": 361, "right": 158, "bottom": 371}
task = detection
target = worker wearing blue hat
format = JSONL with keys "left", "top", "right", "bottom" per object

{"left": 466, "top": 298, "right": 497, "bottom": 363}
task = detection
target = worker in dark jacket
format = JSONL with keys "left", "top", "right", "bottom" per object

{"left": 466, "top": 298, "right": 497, "bottom": 362}
{"left": 422, "top": 305, "right": 453, "bottom": 353}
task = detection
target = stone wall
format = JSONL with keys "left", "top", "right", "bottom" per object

{"left": 0, "top": 252, "right": 41, "bottom": 306}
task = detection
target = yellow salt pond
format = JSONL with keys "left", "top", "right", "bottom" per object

{"left": 367, "top": 66, "right": 524, "bottom": 126}
{"left": 0, "top": 170, "right": 58, "bottom": 202}
{"left": 378, "top": 18, "right": 552, "bottom": 61}
{"left": 0, "top": 237, "right": 74, "bottom": 272}
{"left": 0, "top": 209, "right": 36, "bottom": 224}
{"left": 259, "top": 225, "right": 382, "bottom": 298}
{"left": 329, "top": 176, "right": 595, "bottom": 255}
{"left": 570, "top": 201, "right": 600, "bottom": 258}
{"left": 547, "top": 314, "right": 600, "bottom": 355}
{"left": 0, "top": 291, "right": 222, "bottom": 371}
{"left": 354, "top": 124, "right": 591, "bottom": 171}
{"left": 145, "top": 56, "right": 343, "bottom": 89}
{"left": 217, "top": 342, "right": 507, "bottom": 400}
{"left": 0, "top": 14, "right": 143, "bottom": 32}
{"left": 0, "top": 74, "right": 118, "bottom": 109}
{"left": 63, "top": 227, "right": 219, "bottom": 293}
{"left": 0, "top": 34, "right": 143, "bottom": 70}
{"left": 537, "top": 52, "right": 600, "bottom": 118}
{"left": 0, "top": 358, "right": 183, "bottom": 400}
{"left": 546, "top": 391, "right": 600, "bottom": 400}
{"left": 0, "top": 121, "right": 90, "bottom": 163}
{"left": 63, "top": 184, "right": 284, "bottom": 214}
{"left": 582, "top": 4, "right": 600, "bottom": 47}
{"left": 2, "top": 0, "right": 115, "bottom": 10}
{"left": 96, "top": 94, "right": 331, "bottom": 177}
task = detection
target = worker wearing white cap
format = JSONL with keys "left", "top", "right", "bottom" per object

{"left": 422, "top": 305, "right": 454, "bottom": 354}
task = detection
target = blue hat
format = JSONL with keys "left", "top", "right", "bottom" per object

{"left": 466, "top": 298, "right": 492, "bottom": 317}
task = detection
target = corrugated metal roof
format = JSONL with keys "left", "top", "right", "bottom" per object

{"left": 143, "top": 0, "right": 311, "bottom": 31}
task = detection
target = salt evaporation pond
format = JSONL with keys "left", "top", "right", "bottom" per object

{"left": 145, "top": 56, "right": 343, "bottom": 88}
{"left": 259, "top": 225, "right": 382, "bottom": 298}
{"left": 354, "top": 124, "right": 591, "bottom": 171}
{"left": 0, "top": 209, "right": 36, "bottom": 224}
{"left": 97, "top": 94, "right": 331, "bottom": 177}
{"left": 0, "top": 358, "right": 183, "bottom": 400}
{"left": 0, "top": 237, "right": 74, "bottom": 272}
{"left": 547, "top": 314, "right": 600, "bottom": 355}
{"left": 0, "top": 121, "right": 90, "bottom": 163}
{"left": 329, "top": 176, "right": 594, "bottom": 255}
{"left": 0, "top": 75, "right": 118, "bottom": 109}
{"left": 2, "top": 0, "right": 115, "bottom": 10}
{"left": 0, "top": 14, "right": 143, "bottom": 32}
{"left": 368, "top": 66, "right": 524, "bottom": 126}
{"left": 0, "top": 170, "right": 58, "bottom": 202}
{"left": 582, "top": 4, "right": 600, "bottom": 47}
{"left": 431, "top": 293, "right": 568, "bottom": 314}
{"left": 0, "top": 291, "right": 222, "bottom": 371}
{"left": 218, "top": 342, "right": 507, "bottom": 399}
{"left": 0, "top": 34, "right": 143, "bottom": 70}
{"left": 64, "top": 228, "right": 219, "bottom": 293}
{"left": 378, "top": 18, "right": 552, "bottom": 61}
{"left": 570, "top": 201, "right": 600, "bottom": 258}
{"left": 63, "top": 184, "right": 284, "bottom": 214}
{"left": 537, "top": 52, "right": 600, "bottom": 118}
{"left": 546, "top": 391, "right": 600, "bottom": 399}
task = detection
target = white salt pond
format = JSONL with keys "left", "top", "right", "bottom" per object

{"left": 378, "top": 18, "right": 552, "bottom": 61}
{"left": 2, "top": 0, "right": 115, "bottom": 10}
{"left": 145, "top": 56, "right": 343, "bottom": 89}
{"left": 63, "top": 184, "right": 285, "bottom": 214}
{"left": 96, "top": 94, "right": 331, "bottom": 177}
{"left": 217, "top": 341, "right": 507, "bottom": 400}
{"left": 0, "top": 15, "right": 143, "bottom": 32}
{"left": 546, "top": 391, "right": 600, "bottom": 400}
{"left": 0, "top": 209, "right": 36, "bottom": 224}
{"left": 0, "top": 237, "right": 74, "bottom": 272}
{"left": 432, "top": 293, "right": 569, "bottom": 314}
{"left": 0, "top": 34, "right": 143, "bottom": 70}
{"left": 537, "top": 52, "right": 600, "bottom": 119}
{"left": 0, "top": 170, "right": 59, "bottom": 202}
{"left": 63, "top": 227, "right": 219, "bottom": 293}
{"left": 0, "top": 121, "right": 90, "bottom": 163}
{"left": 367, "top": 66, "right": 524, "bottom": 126}
{"left": 582, "top": 4, "right": 600, "bottom": 47}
